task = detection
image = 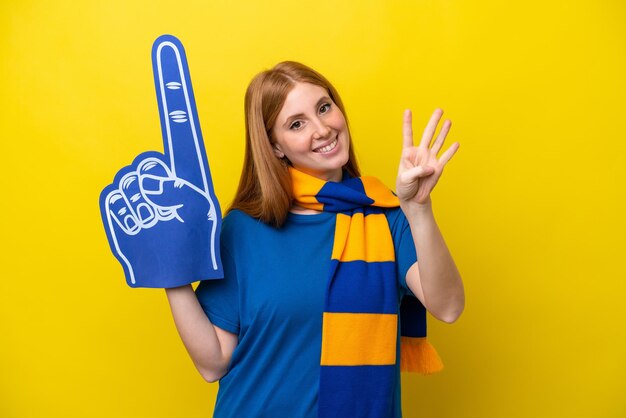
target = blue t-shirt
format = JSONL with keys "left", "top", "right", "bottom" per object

{"left": 195, "top": 208, "right": 417, "bottom": 418}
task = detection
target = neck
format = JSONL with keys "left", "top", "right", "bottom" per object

{"left": 290, "top": 204, "right": 322, "bottom": 215}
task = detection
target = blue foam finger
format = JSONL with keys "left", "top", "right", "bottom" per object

{"left": 152, "top": 35, "right": 212, "bottom": 195}
{"left": 99, "top": 36, "right": 224, "bottom": 288}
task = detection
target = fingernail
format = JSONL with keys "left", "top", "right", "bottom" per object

{"left": 124, "top": 215, "right": 138, "bottom": 231}
{"left": 138, "top": 203, "right": 154, "bottom": 222}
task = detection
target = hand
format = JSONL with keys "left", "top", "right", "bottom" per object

{"left": 396, "top": 108, "right": 459, "bottom": 207}
{"left": 99, "top": 36, "right": 222, "bottom": 288}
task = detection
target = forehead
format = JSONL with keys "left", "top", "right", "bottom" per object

{"left": 279, "top": 82, "right": 329, "bottom": 115}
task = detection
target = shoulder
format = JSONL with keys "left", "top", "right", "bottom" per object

{"left": 220, "top": 209, "right": 278, "bottom": 254}
{"left": 222, "top": 209, "right": 262, "bottom": 240}
{"left": 222, "top": 208, "right": 259, "bottom": 230}
{"left": 383, "top": 206, "right": 408, "bottom": 228}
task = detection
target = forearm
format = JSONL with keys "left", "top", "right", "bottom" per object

{"left": 165, "top": 285, "right": 230, "bottom": 381}
{"left": 402, "top": 199, "right": 465, "bottom": 323}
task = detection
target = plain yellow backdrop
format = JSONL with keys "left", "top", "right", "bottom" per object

{"left": 1, "top": 1, "right": 625, "bottom": 417}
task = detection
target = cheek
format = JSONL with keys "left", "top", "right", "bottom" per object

{"left": 281, "top": 134, "right": 309, "bottom": 154}
{"left": 334, "top": 113, "right": 348, "bottom": 130}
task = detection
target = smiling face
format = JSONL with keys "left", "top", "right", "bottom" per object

{"left": 271, "top": 82, "right": 350, "bottom": 182}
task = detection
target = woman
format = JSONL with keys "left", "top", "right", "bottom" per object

{"left": 165, "top": 61, "right": 464, "bottom": 418}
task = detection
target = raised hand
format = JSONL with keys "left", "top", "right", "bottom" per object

{"left": 99, "top": 35, "right": 223, "bottom": 288}
{"left": 396, "top": 108, "right": 459, "bottom": 206}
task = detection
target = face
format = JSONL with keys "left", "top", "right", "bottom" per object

{"left": 271, "top": 82, "right": 350, "bottom": 182}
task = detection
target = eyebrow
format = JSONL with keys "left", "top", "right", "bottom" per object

{"left": 281, "top": 96, "right": 331, "bottom": 128}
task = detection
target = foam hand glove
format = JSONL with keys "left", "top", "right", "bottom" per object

{"left": 100, "top": 35, "right": 223, "bottom": 288}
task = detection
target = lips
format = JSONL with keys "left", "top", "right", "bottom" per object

{"left": 312, "top": 137, "right": 338, "bottom": 153}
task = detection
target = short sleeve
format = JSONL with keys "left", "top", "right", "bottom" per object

{"left": 195, "top": 246, "right": 240, "bottom": 334}
{"left": 386, "top": 208, "right": 418, "bottom": 296}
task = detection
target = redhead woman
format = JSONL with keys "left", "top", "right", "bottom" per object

{"left": 165, "top": 61, "right": 464, "bottom": 418}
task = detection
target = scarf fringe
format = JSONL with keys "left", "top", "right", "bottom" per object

{"left": 400, "top": 336, "right": 444, "bottom": 374}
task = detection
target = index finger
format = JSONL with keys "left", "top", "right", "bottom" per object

{"left": 152, "top": 35, "right": 210, "bottom": 194}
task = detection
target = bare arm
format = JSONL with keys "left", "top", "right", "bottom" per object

{"left": 403, "top": 201, "right": 464, "bottom": 323}
{"left": 165, "top": 285, "right": 238, "bottom": 382}
{"left": 396, "top": 108, "right": 465, "bottom": 323}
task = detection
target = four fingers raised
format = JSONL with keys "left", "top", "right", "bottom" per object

{"left": 402, "top": 108, "right": 458, "bottom": 166}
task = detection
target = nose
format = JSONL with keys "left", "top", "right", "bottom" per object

{"left": 312, "top": 117, "right": 331, "bottom": 139}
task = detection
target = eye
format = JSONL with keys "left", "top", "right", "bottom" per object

{"left": 319, "top": 103, "right": 331, "bottom": 114}
{"left": 289, "top": 120, "right": 303, "bottom": 130}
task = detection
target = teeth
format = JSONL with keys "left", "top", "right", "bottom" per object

{"left": 314, "top": 138, "right": 338, "bottom": 153}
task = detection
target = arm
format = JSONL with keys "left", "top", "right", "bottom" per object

{"left": 396, "top": 108, "right": 465, "bottom": 323}
{"left": 403, "top": 200, "right": 464, "bottom": 323}
{"left": 165, "top": 285, "right": 238, "bottom": 382}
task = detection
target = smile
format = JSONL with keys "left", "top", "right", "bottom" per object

{"left": 313, "top": 137, "right": 338, "bottom": 154}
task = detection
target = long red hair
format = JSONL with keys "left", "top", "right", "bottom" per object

{"left": 229, "top": 61, "right": 360, "bottom": 227}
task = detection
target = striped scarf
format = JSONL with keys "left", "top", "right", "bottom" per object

{"left": 290, "top": 168, "right": 443, "bottom": 418}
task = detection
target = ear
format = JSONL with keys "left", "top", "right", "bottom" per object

{"left": 272, "top": 144, "right": 285, "bottom": 159}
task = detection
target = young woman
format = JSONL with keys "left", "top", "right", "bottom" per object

{"left": 165, "top": 61, "right": 464, "bottom": 418}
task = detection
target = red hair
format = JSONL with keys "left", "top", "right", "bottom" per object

{"left": 229, "top": 61, "right": 360, "bottom": 227}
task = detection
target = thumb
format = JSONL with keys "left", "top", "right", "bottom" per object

{"left": 399, "top": 165, "right": 435, "bottom": 184}
{"left": 139, "top": 174, "right": 206, "bottom": 209}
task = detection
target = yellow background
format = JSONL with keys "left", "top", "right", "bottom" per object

{"left": 1, "top": 1, "right": 625, "bottom": 417}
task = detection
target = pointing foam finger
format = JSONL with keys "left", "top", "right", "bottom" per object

{"left": 152, "top": 35, "right": 210, "bottom": 194}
